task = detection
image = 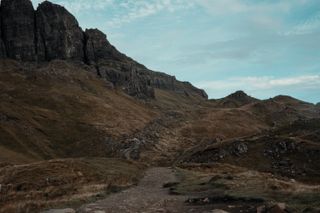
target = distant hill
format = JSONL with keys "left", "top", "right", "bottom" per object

{"left": 210, "top": 90, "right": 259, "bottom": 108}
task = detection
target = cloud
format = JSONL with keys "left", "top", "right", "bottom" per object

{"left": 195, "top": 0, "right": 306, "bottom": 15}
{"left": 196, "top": 75, "right": 320, "bottom": 91}
{"left": 31, "top": 0, "right": 114, "bottom": 13}
{"left": 283, "top": 12, "right": 320, "bottom": 35}
{"left": 106, "top": 0, "right": 194, "bottom": 27}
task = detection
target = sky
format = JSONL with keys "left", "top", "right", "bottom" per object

{"left": 31, "top": 0, "right": 320, "bottom": 103}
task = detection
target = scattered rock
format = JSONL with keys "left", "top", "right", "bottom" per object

{"left": 258, "top": 203, "right": 288, "bottom": 213}
{"left": 122, "top": 138, "right": 146, "bottom": 160}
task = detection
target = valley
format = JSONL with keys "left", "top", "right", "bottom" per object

{"left": 0, "top": 0, "right": 319, "bottom": 212}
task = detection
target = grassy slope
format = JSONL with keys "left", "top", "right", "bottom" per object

{"left": 178, "top": 119, "right": 320, "bottom": 183}
{"left": 1, "top": 59, "right": 319, "bottom": 212}
{"left": 0, "top": 158, "right": 145, "bottom": 213}
{"left": 172, "top": 164, "right": 320, "bottom": 212}
{"left": 0, "top": 60, "right": 156, "bottom": 163}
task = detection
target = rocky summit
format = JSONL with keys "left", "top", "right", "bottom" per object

{"left": 35, "top": 1, "right": 85, "bottom": 61}
{"left": 0, "top": 0, "right": 207, "bottom": 99}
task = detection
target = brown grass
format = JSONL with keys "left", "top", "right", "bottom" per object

{"left": 0, "top": 59, "right": 156, "bottom": 163}
{"left": 174, "top": 163, "right": 320, "bottom": 212}
{"left": 0, "top": 157, "right": 145, "bottom": 213}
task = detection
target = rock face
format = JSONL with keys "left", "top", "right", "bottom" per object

{"left": 84, "top": 28, "right": 207, "bottom": 99}
{"left": 36, "top": 1, "right": 84, "bottom": 61}
{"left": 84, "top": 29, "right": 153, "bottom": 98}
{"left": 0, "top": 0, "right": 207, "bottom": 100}
{"left": 1, "top": 0, "right": 36, "bottom": 61}
{"left": 0, "top": 9, "right": 6, "bottom": 58}
{"left": 84, "top": 29, "right": 133, "bottom": 64}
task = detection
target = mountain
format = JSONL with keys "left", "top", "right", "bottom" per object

{"left": 0, "top": 0, "right": 319, "bottom": 212}
{"left": 0, "top": 60, "right": 157, "bottom": 163}
{"left": 0, "top": 0, "right": 207, "bottom": 99}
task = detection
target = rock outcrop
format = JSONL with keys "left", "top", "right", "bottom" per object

{"left": 84, "top": 28, "right": 136, "bottom": 65}
{"left": 36, "top": 1, "right": 84, "bottom": 61}
{"left": 84, "top": 29, "right": 207, "bottom": 99}
{"left": 0, "top": 0, "right": 207, "bottom": 100}
{"left": 1, "top": 0, "right": 36, "bottom": 61}
{"left": 0, "top": 9, "right": 6, "bottom": 58}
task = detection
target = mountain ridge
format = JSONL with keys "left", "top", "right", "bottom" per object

{"left": 0, "top": 0, "right": 207, "bottom": 99}
{"left": 0, "top": 1, "right": 319, "bottom": 212}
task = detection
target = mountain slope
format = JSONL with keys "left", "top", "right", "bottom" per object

{"left": 0, "top": 0, "right": 207, "bottom": 100}
{"left": 0, "top": 60, "right": 157, "bottom": 163}
{"left": 0, "top": 0, "right": 319, "bottom": 212}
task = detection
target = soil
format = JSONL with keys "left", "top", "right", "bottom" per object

{"left": 77, "top": 167, "right": 187, "bottom": 213}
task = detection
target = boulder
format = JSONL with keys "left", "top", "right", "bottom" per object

{"left": 211, "top": 210, "right": 230, "bottom": 213}
{"left": 36, "top": 1, "right": 84, "bottom": 61}
{"left": 268, "top": 205, "right": 286, "bottom": 213}
{"left": 42, "top": 208, "right": 76, "bottom": 213}
{"left": 1, "top": 0, "right": 36, "bottom": 61}
{"left": 259, "top": 203, "right": 287, "bottom": 213}
{"left": 231, "top": 142, "right": 248, "bottom": 156}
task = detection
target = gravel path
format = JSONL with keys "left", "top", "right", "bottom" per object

{"left": 77, "top": 167, "right": 187, "bottom": 213}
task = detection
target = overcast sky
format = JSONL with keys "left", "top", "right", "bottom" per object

{"left": 31, "top": 0, "right": 320, "bottom": 103}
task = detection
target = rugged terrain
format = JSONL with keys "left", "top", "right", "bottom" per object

{"left": 0, "top": 0, "right": 319, "bottom": 212}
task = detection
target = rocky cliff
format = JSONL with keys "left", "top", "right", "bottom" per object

{"left": 36, "top": 1, "right": 85, "bottom": 61}
{"left": 0, "top": 7, "right": 6, "bottom": 58}
{"left": 1, "top": 0, "right": 36, "bottom": 60}
{"left": 0, "top": 0, "right": 207, "bottom": 99}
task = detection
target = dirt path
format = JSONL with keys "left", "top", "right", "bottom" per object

{"left": 77, "top": 167, "right": 187, "bottom": 213}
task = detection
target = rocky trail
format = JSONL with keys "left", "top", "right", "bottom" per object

{"left": 45, "top": 167, "right": 242, "bottom": 213}
{"left": 77, "top": 167, "right": 186, "bottom": 213}
{"left": 44, "top": 167, "right": 188, "bottom": 213}
{"left": 42, "top": 166, "right": 289, "bottom": 213}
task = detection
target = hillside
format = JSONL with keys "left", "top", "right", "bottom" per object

{"left": 0, "top": 0, "right": 319, "bottom": 212}
{"left": 0, "top": 0, "right": 207, "bottom": 100}
{"left": 0, "top": 60, "right": 158, "bottom": 163}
